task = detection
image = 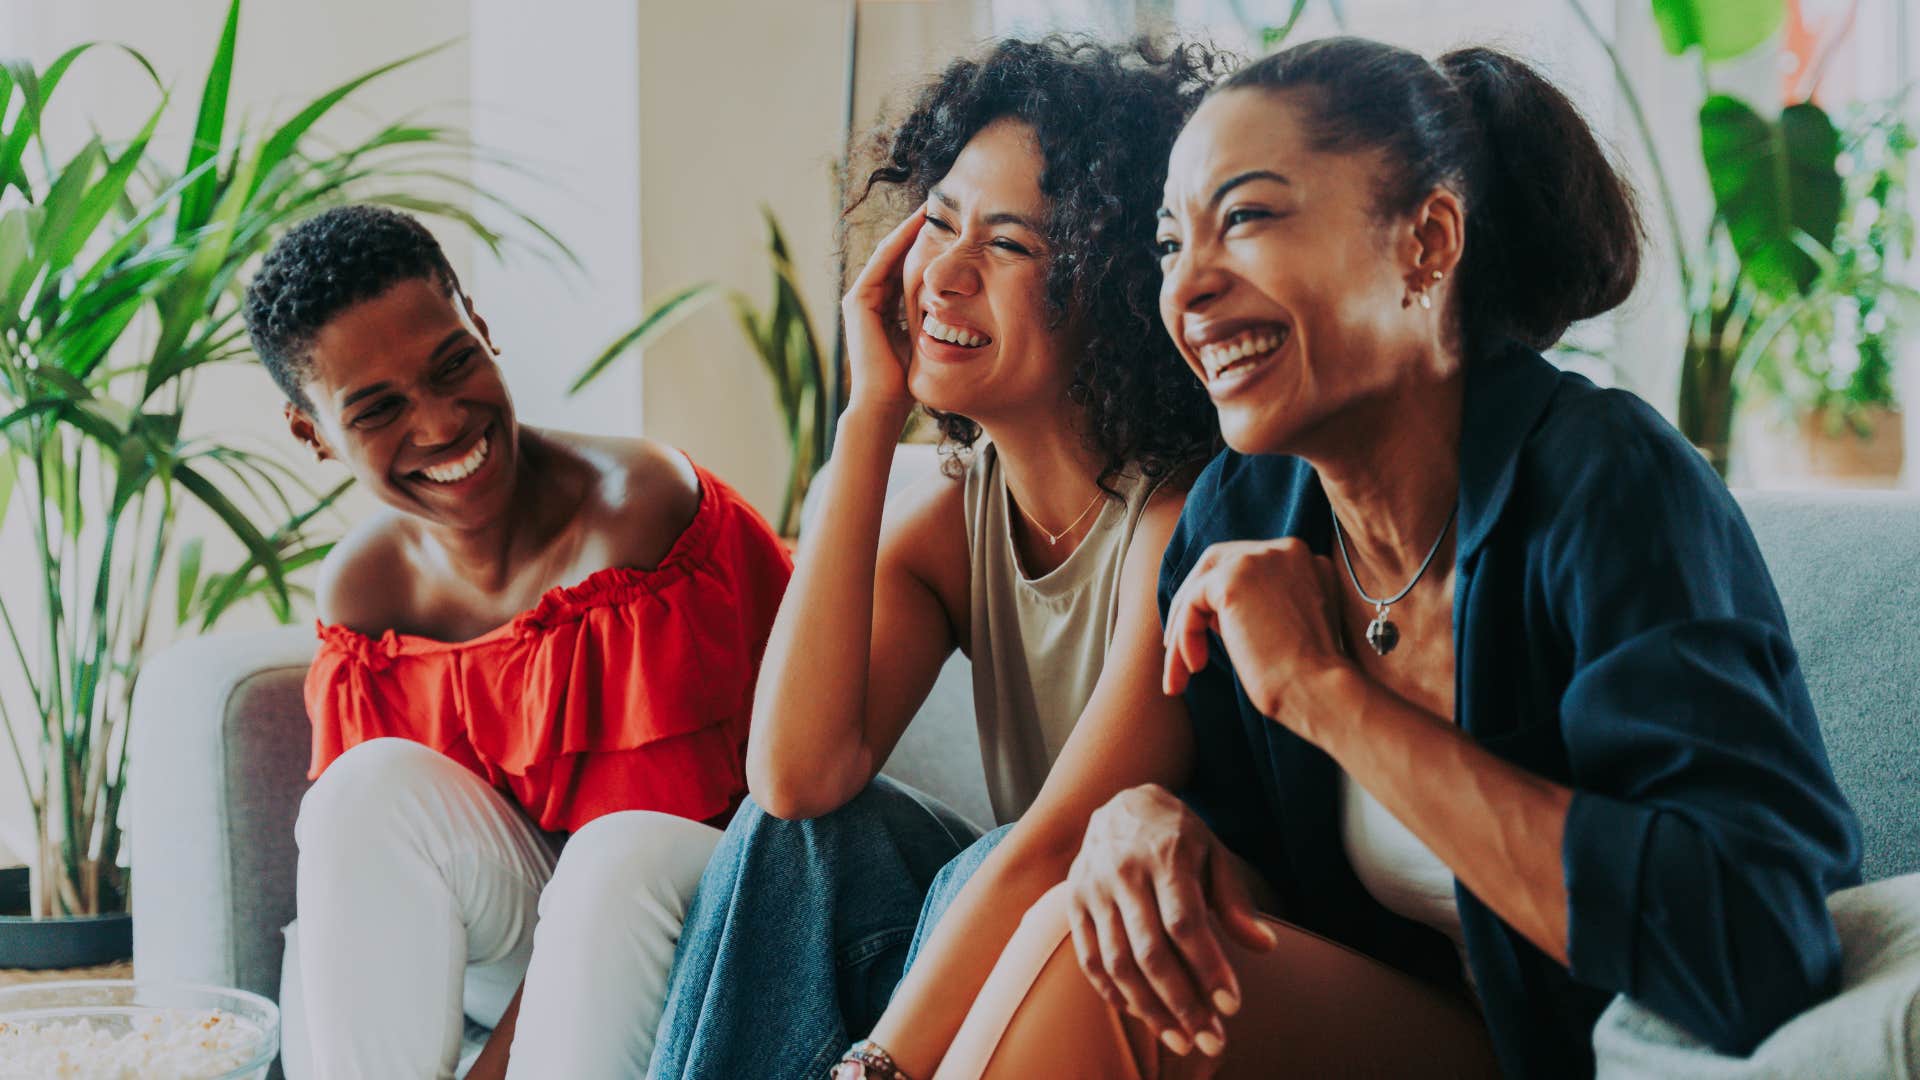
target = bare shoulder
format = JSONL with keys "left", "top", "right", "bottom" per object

{"left": 1122, "top": 472, "right": 1193, "bottom": 586}
{"left": 549, "top": 431, "right": 702, "bottom": 570}
{"left": 878, "top": 458, "right": 970, "bottom": 608}
{"left": 314, "top": 509, "right": 420, "bottom": 634}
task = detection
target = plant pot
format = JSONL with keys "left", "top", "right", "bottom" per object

{"left": 1739, "top": 404, "right": 1907, "bottom": 489}
{"left": 1793, "top": 406, "right": 1905, "bottom": 486}
{"left": 0, "top": 866, "right": 132, "bottom": 970}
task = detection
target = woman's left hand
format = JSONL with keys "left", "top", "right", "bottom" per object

{"left": 1162, "top": 538, "right": 1351, "bottom": 730}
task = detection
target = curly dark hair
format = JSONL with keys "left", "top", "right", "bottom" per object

{"left": 852, "top": 36, "right": 1228, "bottom": 487}
{"left": 244, "top": 204, "right": 462, "bottom": 412}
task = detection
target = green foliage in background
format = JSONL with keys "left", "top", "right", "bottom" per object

{"left": 1651, "top": 0, "right": 1785, "bottom": 62}
{"left": 572, "top": 209, "right": 829, "bottom": 538}
{"left": 1737, "top": 101, "right": 1920, "bottom": 433}
{"left": 0, "top": 0, "right": 554, "bottom": 917}
{"left": 1572, "top": 0, "right": 1857, "bottom": 476}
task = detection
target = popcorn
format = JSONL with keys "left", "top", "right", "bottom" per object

{"left": 0, "top": 1007, "right": 268, "bottom": 1079}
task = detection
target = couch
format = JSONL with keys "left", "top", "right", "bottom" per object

{"left": 128, "top": 470, "right": 1920, "bottom": 1075}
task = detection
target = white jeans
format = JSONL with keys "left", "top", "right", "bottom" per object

{"left": 281, "top": 738, "right": 720, "bottom": 1079}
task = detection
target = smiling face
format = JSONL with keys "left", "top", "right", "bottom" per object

{"left": 901, "top": 117, "right": 1077, "bottom": 423}
{"left": 285, "top": 277, "right": 520, "bottom": 531}
{"left": 1156, "top": 88, "right": 1454, "bottom": 455}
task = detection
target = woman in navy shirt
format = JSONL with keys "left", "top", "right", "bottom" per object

{"left": 922, "top": 37, "right": 1861, "bottom": 1080}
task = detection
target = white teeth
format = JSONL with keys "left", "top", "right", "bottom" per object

{"left": 1198, "top": 327, "right": 1288, "bottom": 379}
{"left": 921, "top": 312, "right": 988, "bottom": 348}
{"left": 421, "top": 435, "right": 489, "bottom": 484}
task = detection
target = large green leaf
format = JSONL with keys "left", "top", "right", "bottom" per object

{"left": 174, "top": 462, "right": 287, "bottom": 613}
{"left": 1651, "top": 0, "right": 1785, "bottom": 61}
{"left": 52, "top": 95, "right": 166, "bottom": 275}
{"left": 244, "top": 41, "right": 453, "bottom": 207}
{"left": 15, "top": 139, "right": 107, "bottom": 311}
{"left": 146, "top": 148, "right": 259, "bottom": 396}
{"left": 176, "top": 0, "right": 240, "bottom": 238}
{"left": 0, "top": 44, "right": 159, "bottom": 204}
{"left": 571, "top": 283, "right": 726, "bottom": 393}
{"left": 175, "top": 537, "right": 204, "bottom": 627}
{"left": 0, "top": 206, "right": 36, "bottom": 317}
{"left": 1700, "top": 96, "right": 1842, "bottom": 299}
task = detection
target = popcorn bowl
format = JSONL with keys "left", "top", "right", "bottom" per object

{"left": 0, "top": 980, "right": 279, "bottom": 1079}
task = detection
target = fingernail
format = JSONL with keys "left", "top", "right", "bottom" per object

{"left": 1195, "top": 1030, "right": 1225, "bottom": 1057}
{"left": 1212, "top": 988, "right": 1239, "bottom": 1016}
{"left": 1161, "top": 1030, "right": 1192, "bottom": 1056}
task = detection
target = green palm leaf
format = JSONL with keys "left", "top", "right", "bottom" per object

{"left": 176, "top": 0, "right": 240, "bottom": 237}
{"left": 571, "top": 283, "right": 727, "bottom": 393}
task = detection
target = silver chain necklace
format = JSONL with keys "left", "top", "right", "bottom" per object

{"left": 1330, "top": 504, "right": 1459, "bottom": 656}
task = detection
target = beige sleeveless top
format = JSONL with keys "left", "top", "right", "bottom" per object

{"left": 964, "top": 443, "right": 1163, "bottom": 824}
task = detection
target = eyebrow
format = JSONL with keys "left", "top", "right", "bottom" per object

{"left": 1158, "top": 169, "right": 1293, "bottom": 220}
{"left": 337, "top": 329, "right": 472, "bottom": 409}
{"left": 929, "top": 187, "right": 1042, "bottom": 233}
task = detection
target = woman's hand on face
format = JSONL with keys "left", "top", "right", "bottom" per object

{"left": 840, "top": 206, "right": 927, "bottom": 419}
{"left": 1067, "top": 784, "right": 1277, "bottom": 1059}
{"left": 1162, "top": 538, "right": 1350, "bottom": 731}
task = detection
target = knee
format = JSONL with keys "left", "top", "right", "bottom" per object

{"left": 540, "top": 811, "right": 721, "bottom": 924}
{"left": 295, "top": 738, "right": 461, "bottom": 853}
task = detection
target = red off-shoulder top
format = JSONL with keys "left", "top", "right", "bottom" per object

{"left": 303, "top": 463, "right": 792, "bottom": 832}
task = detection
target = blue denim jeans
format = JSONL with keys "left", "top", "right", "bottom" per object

{"left": 647, "top": 776, "right": 1011, "bottom": 1080}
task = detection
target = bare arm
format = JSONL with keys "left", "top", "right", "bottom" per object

{"left": 864, "top": 491, "right": 1194, "bottom": 1076}
{"left": 1284, "top": 666, "right": 1572, "bottom": 962}
{"left": 1164, "top": 539, "right": 1574, "bottom": 964}
{"left": 746, "top": 206, "right": 968, "bottom": 819}
{"left": 745, "top": 409, "right": 966, "bottom": 819}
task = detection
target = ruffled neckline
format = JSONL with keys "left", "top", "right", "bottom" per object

{"left": 316, "top": 460, "right": 723, "bottom": 660}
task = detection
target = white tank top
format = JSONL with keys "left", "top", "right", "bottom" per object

{"left": 1340, "top": 772, "right": 1476, "bottom": 990}
{"left": 962, "top": 444, "right": 1161, "bottom": 826}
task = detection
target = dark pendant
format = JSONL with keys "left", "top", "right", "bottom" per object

{"left": 1365, "top": 615, "right": 1400, "bottom": 656}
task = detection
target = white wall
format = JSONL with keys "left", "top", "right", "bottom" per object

{"left": 632, "top": 0, "right": 850, "bottom": 514}
{"left": 467, "top": 0, "right": 644, "bottom": 440}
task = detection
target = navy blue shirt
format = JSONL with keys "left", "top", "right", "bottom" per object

{"left": 1160, "top": 344, "right": 1862, "bottom": 1078}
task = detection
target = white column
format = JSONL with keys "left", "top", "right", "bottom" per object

{"left": 468, "top": 0, "right": 645, "bottom": 439}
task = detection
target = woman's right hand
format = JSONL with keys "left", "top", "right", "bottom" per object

{"left": 840, "top": 205, "right": 927, "bottom": 418}
{"left": 1066, "top": 784, "right": 1278, "bottom": 1058}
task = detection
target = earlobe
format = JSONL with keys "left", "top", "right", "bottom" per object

{"left": 284, "top": 403, "right": 331, "bottom": 463}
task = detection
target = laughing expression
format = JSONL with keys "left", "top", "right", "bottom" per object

{"left": 900, "top": 117, "right": 1077, "bottom": 423}
{"left": 1155, "top": 88, "right": 1433, "bottom": 455}
{"left": 289, "top": 277, "right": 521, "bottom": 531}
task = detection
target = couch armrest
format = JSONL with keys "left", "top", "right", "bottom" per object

{"left": 130, "top": 625, "right": 318, "bottom": 1001}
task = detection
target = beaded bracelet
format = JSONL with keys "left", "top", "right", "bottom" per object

{"left": 829, "top": 1039, "right": 917, "bottom": 1080}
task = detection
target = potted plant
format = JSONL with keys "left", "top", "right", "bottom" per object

{"left": 1734, "top": 101, "right": 1917, "bottom": 485}
{"left": 0, "top": 0, "right": 551, "bottom": 966}
{"left": 1570, "top": 0, "right": 1848, "bottom": 478}
{"left": 572, "top": 208, "right": 830, "bottom": 538}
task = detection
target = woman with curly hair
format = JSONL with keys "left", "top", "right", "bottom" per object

{"left": 646, "top": 36, "right": 1222, "bottom": 1080}
{"left": 929, "top": 37, "right": 1859, "bottom": 1079}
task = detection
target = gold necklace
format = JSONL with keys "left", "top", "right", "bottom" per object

{"left": 1013, "top": 486, "right": 1106, "bottom": 547}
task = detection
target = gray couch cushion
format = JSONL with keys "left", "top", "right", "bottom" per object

{"left": 1739, "top": 492, "right": 1920, "bottom": 882}
{"left": 131, "top": 625, "right": 318, "bottom": 1008}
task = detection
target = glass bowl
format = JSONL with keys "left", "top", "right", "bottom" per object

{"left": 0, "top": 979, "right": 279, "bottom": 1079}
